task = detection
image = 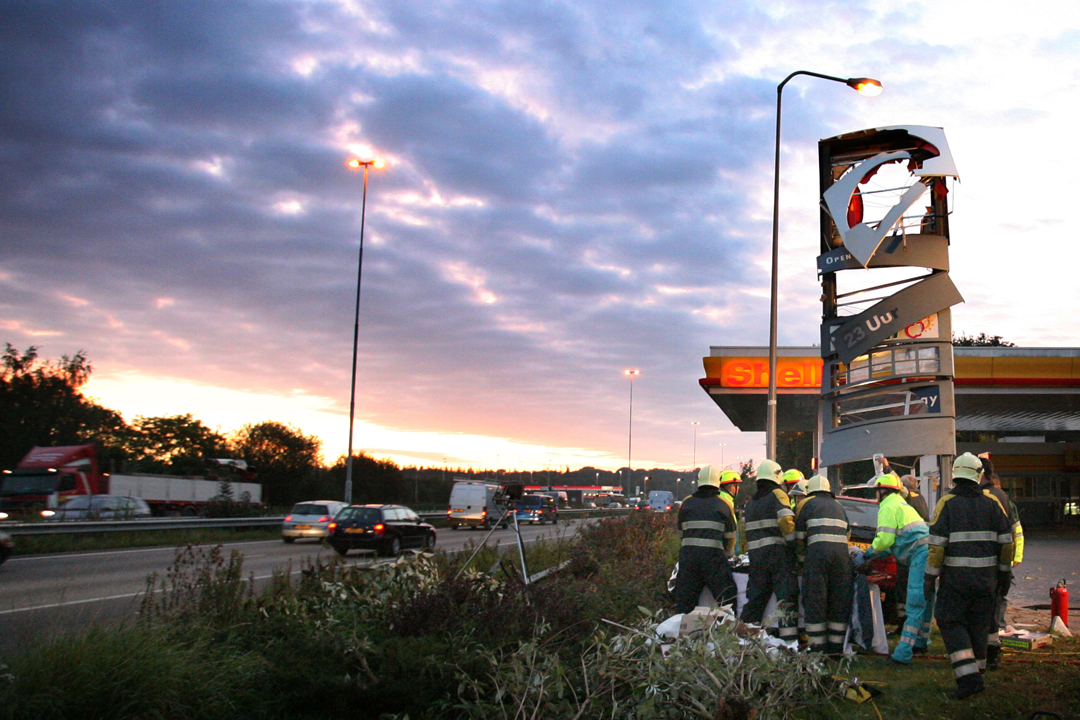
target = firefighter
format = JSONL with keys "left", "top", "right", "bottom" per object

{"left": 718, "top": 470, "right": 743, "bottom": 554}
{"left": 862, "top": 471, "right": 933, "bottom": 665}
{"left": 979, "top": 459, "right": 1025, "bottom": 670}
{"left": 674, "top": 464, "right": 739, "bottom": 613}
{"left": 794, "top": 475, "right": 852, "bottom": 655}
{"left": 782, "top": 468, "right": 806, "bottom": 510}
{"left": 927, "top": 453, "right": 1015, "bottom": 700}
{"left": 740, "top": 459, "right": 799, "bottom": 642}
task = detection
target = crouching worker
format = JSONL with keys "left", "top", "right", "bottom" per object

{"left": 674, "top": 464, "right": 738, "bottom": 613}
{"left": 863, "top": 472, "right": 933, "bottom": 665}
{"left": 795, "top": 475, "right": 853, "bottom": 656}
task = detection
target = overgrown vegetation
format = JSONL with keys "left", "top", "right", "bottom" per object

{"left": 0, "top": 513, "right": 849, "bottom": 719}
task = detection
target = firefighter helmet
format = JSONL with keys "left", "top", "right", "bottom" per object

{"left": 757, "top": 459, "right": 783, "bottom": 483}
{"left": 719, "top": 470, "right": 742, "bottom": 486}
{"left": 806, "top": 475, "right": 831, "bottom": 494}
{"left": 781, "top": 468, "right": 805, "bottom": 486}
{"left": 953, "top": 452, "right": 983, "bottom": 481}
{"left": 872, "top": 473, "right": 904, "bottom": 492}
{"left": 789, "top": 479, "right": 809, "bottom": 497}
{"left": 698, "top": 464, "right": 722, "bottom": 487}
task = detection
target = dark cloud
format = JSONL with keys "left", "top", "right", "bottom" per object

{"left": 1, "top": 0, "right": 926, "bottom": 466}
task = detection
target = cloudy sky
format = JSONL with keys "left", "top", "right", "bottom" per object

{"left": 3, "top": 0, "right": 1080, "bottom": 473}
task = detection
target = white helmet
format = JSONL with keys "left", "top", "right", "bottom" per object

{"left": 698, "top": 464, "right": 722, "bottom": 488}
{"left": 953, "top": 453, "right": 982, "bottom": 481}
{"left": 756, "top": 459, "right": 783, "bottom": 483}
{"left": 806, "top": 475, "right": 831, "bottom": 494}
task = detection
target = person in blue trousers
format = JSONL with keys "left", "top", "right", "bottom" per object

{"left": 862, "top": 471, "right": 934, "bottom": 665}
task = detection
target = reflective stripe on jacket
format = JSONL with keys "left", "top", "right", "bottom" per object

{"left": 926, "top": 480, "right": 1014, "bottom": 578}
{"left": 678, "top": 492, "right": 737, "bottom": 555}
{"left": 981, "top": 483, "right": 1025, "bottom": 566}
{"left": 743, "top": 482, "right": 795, "bottom": 555}
{"left": 871, "top": 492, "right": 929, "bottom": 563}
{"left": 794, "top": 493, "right": 850, "bottom": 561}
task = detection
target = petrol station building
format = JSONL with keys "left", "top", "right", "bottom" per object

{"left": 700, "top": 345, "right": 1080, "bottom": 527}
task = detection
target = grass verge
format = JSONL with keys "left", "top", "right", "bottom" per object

{"left": 13, "top": 526, "right": 280, "bottom": 554}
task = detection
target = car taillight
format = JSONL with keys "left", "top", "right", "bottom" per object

{"left": 374, "top": 523, "right": 385, "bottom": 535}
{"left": 328, "top": 522, "right": 337, "bottom": 531}
{"left": 285, "top": 515, "right": 293, "bottom": 522}
{"left": 481, "top": 507, "right": 488, "bottom": 518}
{"left": 317, "top": 516, "right": 330, "bottom": 523}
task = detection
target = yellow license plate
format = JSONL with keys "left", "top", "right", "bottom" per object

{"left": 345, "top": 527, "right": 367, "bottom": 534}
{"left": 295, "top": 525, "right": 312, "bottom": 530}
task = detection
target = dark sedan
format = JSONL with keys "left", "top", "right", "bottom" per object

{"left": 327, "top": 504, "right": 436, "bottom": 557}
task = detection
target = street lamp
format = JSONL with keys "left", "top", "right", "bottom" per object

{"left": 343, "top": 156, "right": 386, "bottom": 504}
{"left": 624, "top": 369, "right": 640, "bottom": 498}
{"left": 691, "top": 421, "right": 700, "bottom": 472}
{"left": 765, "top": 71, "right": 881, "bottom": 460}
{"left": 719, "top": 442, "right": 727, "bottom": 469}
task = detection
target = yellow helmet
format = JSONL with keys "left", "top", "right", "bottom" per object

{"left": 806, "top": 475, "right": 831, "bottom": 494}
{"left": 952, "top": 452, "right": 982, "bottom": 481}
{"left": 872, "top": 473, "right": 904, "bottom": 492}
{"left": 781, "top": 469, "right": 805, "bottom": 485}
{"left": 719, "top": 470, "right": 742, "bottom": 486}
{"left": 698, "top": 464, "right": 722, "bottom": 488}
{"left": 757, "top": 459, "right": 783, "bottom": 483}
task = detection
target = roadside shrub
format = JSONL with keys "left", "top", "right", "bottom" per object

{"left": 0, "top": 626, "right": 270, "bottom": 720}
{"left": 451, "top": 613, "right": 842, "bottom": 720}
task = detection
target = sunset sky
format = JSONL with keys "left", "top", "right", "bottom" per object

{"left": 4, "top": 1, "right": 1080, "bottom": 473}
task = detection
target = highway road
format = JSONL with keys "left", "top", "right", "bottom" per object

{"left": 0, "top": 518, "right": 585, "bottom": 658}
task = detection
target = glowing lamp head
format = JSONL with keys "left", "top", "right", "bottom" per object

{"left": 847, "top": 77, "right": 883, "bottom": 97}
{"left": 347, "top": 157, "right": 385, "bottom": 170}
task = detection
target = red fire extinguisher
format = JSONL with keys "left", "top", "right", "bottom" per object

{"left": 1050, "top": 579, "right": 1069, "bottom": 628}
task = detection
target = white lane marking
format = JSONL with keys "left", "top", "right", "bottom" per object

{"left": 5, "top": 539, "right": 288, "bottom": 563}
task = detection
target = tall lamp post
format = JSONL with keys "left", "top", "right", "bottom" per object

{"left": 343, "top": 156, "right": 385, "bottom": 504}
{"left": 719, "top": 442, "right": 727, "bottom": 469}
{"left": 691, "top": 421, "right": 700, "bottom": 472}
{"left": 624, "top": 369, "right": 640, "bottom": 498}
{"left": 765, "top": 71, "right": 882, "bottom": 461}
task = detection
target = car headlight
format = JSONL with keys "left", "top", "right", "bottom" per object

{"left": 41, "top": 509, "right": 56, "bottom": 517}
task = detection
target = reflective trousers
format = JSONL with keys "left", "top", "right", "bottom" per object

{"left": 801, "top": 546, "right": 853, "bottom": 654}
{"left": 674, "top": 546, "right": 737, "bottom": 614}
{"left": 892, "top": 544, "right": 934, "bottom": 663}
{"left": 740, "top": 549, "right": 799, "bottom": 641}
{"left": 935, "top": 570, "right": 996, "bottom": 680}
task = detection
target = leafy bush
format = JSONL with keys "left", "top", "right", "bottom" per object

{"left": 451, "top": 613, "right": 842, "bottom": 720}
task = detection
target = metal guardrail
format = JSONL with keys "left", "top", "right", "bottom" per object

{"left": 0, "top": 507, "right": 621, "bottom": 538}
{"left": 0, "top": 516, "right": 285, "bottom": 536}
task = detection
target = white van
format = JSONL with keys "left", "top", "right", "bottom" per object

{"left": 648, "top": 490, "right": 675, "bottom": 513}
{"left": 447, "top": 481, "right": 509, "bottom": 529}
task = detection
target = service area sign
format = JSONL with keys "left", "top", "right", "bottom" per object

{"left": 817, "top": 125, "right": 959, "bottom": 467}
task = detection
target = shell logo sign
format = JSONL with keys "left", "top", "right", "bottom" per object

{"left": 718, "top": 357, "right": 823, "bottom": 389}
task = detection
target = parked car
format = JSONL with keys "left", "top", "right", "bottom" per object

{"left": 282, "top": 500, "right": 349, "bottom": 543}
{"left": 0, "top": 512, "right": 12, "bottom": 564}
{"left": 41, "top": 494, "right": 152, "bottom": 521}
{"left": 513, "top": 494, "right": 558, "bottom": 525}
{"left": 836, "top": 495, "right": 879, "bottom": 547}
{"left": 328, "top": 504, "right": 436, "bottom": 557}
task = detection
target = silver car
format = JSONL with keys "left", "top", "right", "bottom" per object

{"left": 282, "top": 500, "right": 348, "bottom": 543}
{"left": 42, "top": 495, "right": 153, "bottom": 521}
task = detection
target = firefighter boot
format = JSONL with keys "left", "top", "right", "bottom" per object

{"left": 952, "top": 674, "right": 985, "bottom": 700}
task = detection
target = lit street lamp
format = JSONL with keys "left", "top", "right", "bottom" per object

{"left": 624, "top": 369, "right": 640, "bottom": 498}
{"left": 343, "top": 156, "right": 386, "bottom": 504}
{"left": 765, "top": 72, "right": 881, "bottom": 460}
